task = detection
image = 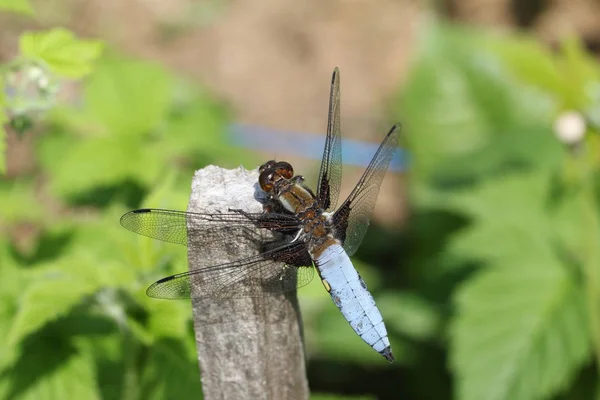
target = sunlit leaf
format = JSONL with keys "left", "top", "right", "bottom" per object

{"left": 0, "top": 109, "right": 6, "bottom": 174}
{"left": 450, "top": 257, "right": 590, "bottom": 400}
{"left": 7, "top": 276, "right": 98, "bottom": 345}
{"left": 19, "top": 28, "right": 103, "bottom": 78}
{"left": 448, "top": 222, "right": 543, "bottom": 266}
{"left": 490, "top": 34, "right": 562, "bottom": 96}
{"left": 141, "top": 169, "right": 188, "bottom": 210}
{"left": 0, "top": 0, "right": 33, "bottom": 15}
{"left": 552, "top": 189, "right": 587, "bottom": 264}
{"left": 143, "top": 297, "right": 190, "bottom": 339}
{"left": 0, "top": 69, "right": 5, "bottom": 173}
{"left": 83, "top": 57, "right": 171, "bottom": 136}
{"left": 0, "top": 180, "right": 47, "bottom": 223}
{"left": 159, "top": 82, "right": 234, "bottom": 162}
{"left": 399, "top": 24, "right": 557, "bottom": 181}
{"left": 560, "top": 37, "right": 600, "bottom": 109}
{"left": 446, "top": 171, "right": 551, "bottom": 225}
{"left": 62, "top": 209, "right": 171, "bottom": 283}
{"left": 41, "top": 135, "right": 166, "bottom": 197}
{"left": 0, "top": 245, "right": 28, "bottom": 369}
{"left": 5, "top": 224, "right": 142, "bottom": 346}
{"left": 445, "top": 172, "right": 556, "bottom": 263}
{"left": 399, "top": 28, "right": 490, "bottom": 176}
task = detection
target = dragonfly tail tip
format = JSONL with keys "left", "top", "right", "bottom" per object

{"left": 381, "top": 346, "right": 394, "bottom": 363}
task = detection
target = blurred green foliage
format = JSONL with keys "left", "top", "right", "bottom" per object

{"left": 0, "top": 0, "right": 33, "bottom": 16}
{"left": 3, "top": 2, "right": 600, "bottom": 398}
{"left": 0, "top": 10, "right": 245, "bottom": 400}
{"left": 19, "top": 28, "right": 103, "bottom": 79}
{"left": 397, "top": 22, "right": 600, "bottom": 400}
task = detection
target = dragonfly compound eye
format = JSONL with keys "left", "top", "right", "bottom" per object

{"left": 273, "top": 161, "right": 294, "bottom": 179}
{"left": 259, "top": 160, "right": 277, "bottom": 174}
{"left": 259, "top": 169, "right": 274, "bottom": 192}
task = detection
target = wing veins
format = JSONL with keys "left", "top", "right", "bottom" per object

{"left": 316, "top": 67, "right": 342, "bottom": 211}
{"left": 120, "top": 208, "right": 301, "bottom": 246}
{"left": 333, "top": 123, "right": 400, "bottom": 255}
{"left": 146, "top": 241, "right": 314, "bottom": 299}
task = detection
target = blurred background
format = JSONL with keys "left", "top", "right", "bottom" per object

{"left": 2, "top": 0, "right": 600, "bottom": 399}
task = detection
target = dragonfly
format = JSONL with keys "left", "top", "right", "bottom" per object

{"left": 120, "top": 68, "right": 400, "bottom": 362}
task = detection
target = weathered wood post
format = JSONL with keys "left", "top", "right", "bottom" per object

{"left": 187, "top": 165, "right": 309, "bottom": 400}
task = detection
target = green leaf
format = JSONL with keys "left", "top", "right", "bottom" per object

{"left": 159, "top": 80, "right": 233, "bottom": 160}
{"left": 0, "top": 180, "right": 45, "bottom": 223}
{"left": 399, "top": 29, "right": 490, "bottom": 176}
{"left": 448, "top": 221, "right": 545, "bottom": 265}
{"left": 19, "top": 28, "right": 103, "bottom": 78}
{"left": 440, "top": 123, "right": 563, "bottom": 182}
{"left": 376, "top": 292, "right": 441, "bottom": 341}
{"left": 399, "top": 24, "right": 556, "bottom": 181}
{"left": 58, "top": 209, "right": 162, "bottom": 284}
{"left": 7, "top": 276, "right": 98, "bottom": 345}
{"left": 0, "top": 336, "right": 100, "bottom": 399}
{"left": 552, "top": 190, "right": 587, "bottom": 263}
{"left": 0, "top": 71, "right": 5, "bottom": 173}
{"left": 450, "top": 258, "right": 590, "bottom": 400}
{"left": 83, "top": 57, "right": 171, "bottom": 136}
{"left": 490, "top": 34, "right": 562, "bottom": 96}
{"left": 2, "top": 241, "right": 136, "bottom": 346}
{"left": 0, "top": 109, "right": 6, "bottom": 174}
{"left": 484, "top": 34, "right": 600, "bottom": 111}
{"left": 445, "top": 173, "right": 557, "bottom": 264}
{"left": 139, "top": 339, "right": 202, "bottom": 400}
{"left": 144, "top": 298, "right": 191, "bottom": 339}
{"left": 445, "top": 170, "right": 592, "bottom": 398}
{"left": 141, "top": 168, "right": 188, "bottom": 210}
{"left": 41, "top": 135, "right": 166, "bottom": 197}
{"left": 447, "top": 171, "right": 551, "bottom": 225}
{"left": 0, "top": 245, "right": 28, "bottom": 369}
{"left": 62, "top": 206, "right": 185, "bottom": 286}
{"left": 0, "top": 70, "right": 5, "bottom": 105}
{"left": 560, "top": 37, "right": 600, "bottom": 109}
{"left": 0, "top": 0, "right": 33, "bottom": 15}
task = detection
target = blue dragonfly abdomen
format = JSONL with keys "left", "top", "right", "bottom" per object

{"left": 314, "top": 243, "right": 393, "bottom": 362}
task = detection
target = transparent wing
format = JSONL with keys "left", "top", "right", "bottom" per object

{"left": 333, "top": 124, "right": 400, "bottom": 256}
{"left": 120, "top": 208, "right": 301, "bottom": 246}
{"left": 121, "top": 208, "right": 312, "bottom": 299}
{"left": 146, "top": 242, "right": 315, "bottom": 299}
{"left": 316, "top": 67, "right": 342, "bottom": 212}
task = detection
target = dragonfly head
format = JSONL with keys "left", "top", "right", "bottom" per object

{"left": 258, "top": 161, "right": 294, "bottom": 193}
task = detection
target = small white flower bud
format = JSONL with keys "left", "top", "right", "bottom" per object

{"left": 26, "top": 65, "right": 44, "bottom": 80}
{"left": 554, "top": 111, "right": 586, "bottom": 144}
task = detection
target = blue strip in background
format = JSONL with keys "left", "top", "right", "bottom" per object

{"left": 229, "top": 123, "right": 407, "bottom": 172}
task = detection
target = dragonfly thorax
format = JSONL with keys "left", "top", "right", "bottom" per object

{"left": 259, "top": 160, "right": 318, "bottom": 215}
{"left": 260, "top": 164, "right": 335, "bottom": 245}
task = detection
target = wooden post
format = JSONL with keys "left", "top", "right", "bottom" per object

{"left": 187, "top": 165, "right": 309, "bottom": 400}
